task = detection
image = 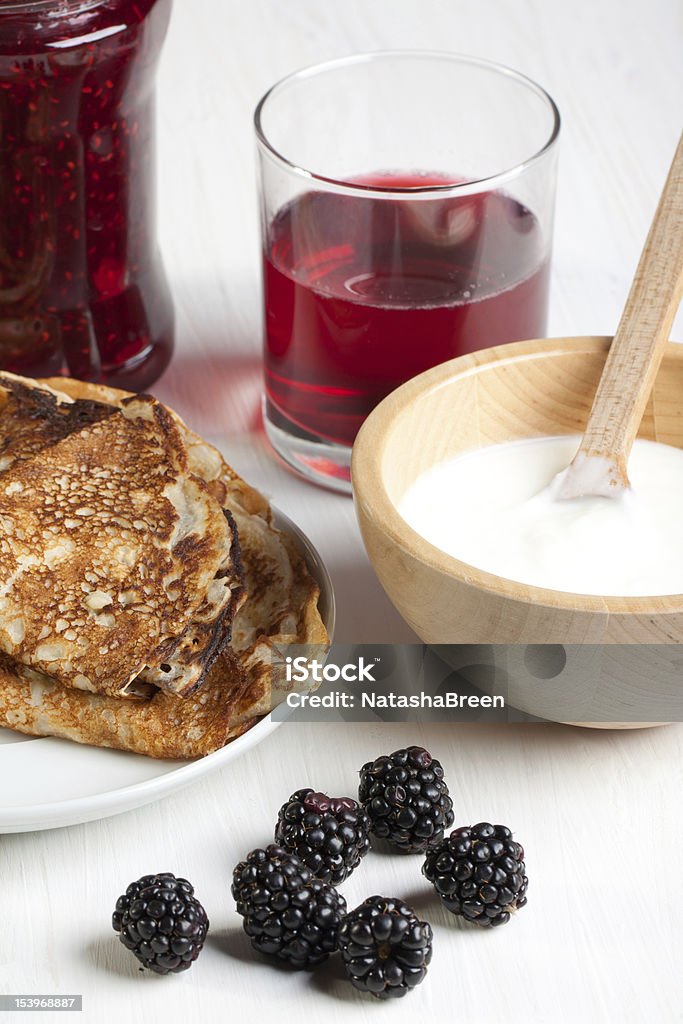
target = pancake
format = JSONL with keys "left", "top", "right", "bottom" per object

{"left": 0, "top": 387, "right": 244, "bottom": 697}
{"left": 0, "top": 650, "right": 251, "bottom": 760}
{"left": 0, "top": 377, "right": 328, "bottom": 759}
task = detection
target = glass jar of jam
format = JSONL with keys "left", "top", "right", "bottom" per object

{"left": 0, "top": 0, "right": 173, "bottom": 388}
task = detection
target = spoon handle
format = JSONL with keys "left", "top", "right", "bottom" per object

{"left": 560, "top": 131, "right": 683, "bottom": 499}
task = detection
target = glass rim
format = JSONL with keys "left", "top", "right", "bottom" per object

{"left": 254, "top": 50, "right": 561, "bottom": 199}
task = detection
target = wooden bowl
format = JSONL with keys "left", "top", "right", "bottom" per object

{"left": 351, "top": 336, "right": 683, "bottom": 645}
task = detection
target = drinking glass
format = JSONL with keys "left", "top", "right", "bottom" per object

{"left": 255, "top": 52, "right": 560, "bottom": 492}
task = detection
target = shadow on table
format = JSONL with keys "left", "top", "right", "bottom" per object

{"left": 309, "top": 954, "right": 359, "bottom": 1002}
{"left": 211, "top": 929, "right": 360, "bottom": 1001}
{"left": 154, "top": 349, "right": 263, "bottom": 439}
{"left": 85, "top": 936, "right": 163, "bottom": 981}
{"left": 207, "top": 928, "right": 319, "bottom": 975}
{"left": 326, "top": 560, "right": 419, "bottom": 645}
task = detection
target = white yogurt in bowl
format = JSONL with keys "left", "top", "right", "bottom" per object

{"left": 398, "top": 435, "right": 683, "bottom": 597}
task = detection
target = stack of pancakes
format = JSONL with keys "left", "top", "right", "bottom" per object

{"left": 0, "top": 372, "right": 327, "bottom": 759}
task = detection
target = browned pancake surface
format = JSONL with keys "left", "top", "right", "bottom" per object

{"left": 0, "top": 650, "right": 250, "bottom": 760}
{"left": 0, "top": 394, "right": 241, "bottom": 696}
{"left": 0, "top": 372, "right": 116, "bottom": 471}
{"left": 0, "top": 377, "right": 328, "bottom": 759}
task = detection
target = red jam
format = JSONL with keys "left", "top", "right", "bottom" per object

{"left": 0, "top": 0, "right": 173, "bottom": 388}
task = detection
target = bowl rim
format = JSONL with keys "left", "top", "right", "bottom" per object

{"left": 351, "top": 336, "right": 683, "bottom": 613}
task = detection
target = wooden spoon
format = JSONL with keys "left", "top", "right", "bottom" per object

{"left": 558, "top": 132, "right": 683, "bottom": 499}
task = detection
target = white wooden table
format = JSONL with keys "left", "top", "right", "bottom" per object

{"left": 2, "top": 1, "right": 682, "bottom": 1021}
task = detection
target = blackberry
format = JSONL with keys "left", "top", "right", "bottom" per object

{"left": 338, "top": 896, "right": 432, "bottom": 999}
{"left": 274, "top": 788, "right": 371, "bottom": 884}
{"left": 359, "top": 746, "right": 454, "bottom": 852}
{"left": 423, "top": 822, "right": 528, "bottom": 927}
{"left": 112, "top": 872, "right": 208, "bottom": 974}
{"left": 232, "top": 845, "right": 347, "bottom": 969}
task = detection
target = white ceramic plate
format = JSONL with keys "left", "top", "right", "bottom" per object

{"left": 0, "top": 510, "right": 335, "bottom": 834}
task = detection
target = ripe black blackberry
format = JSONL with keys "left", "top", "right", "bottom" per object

{"left": 338, "top": 896, "right": 432, "bottom": 999}
{"left": 232, "top": 845, "right": 347, "bottom": 969}
{"left": 274, "top": 788, "right": 371, "bottom": 884}
{"left": 358, "top": 746, "right": 454, "bottom": 852}
{"left": 423, "top": 822, "right": 528, "bottom": 927}
{"left": 112, "top": 872, "right": 208, "bottom": 974}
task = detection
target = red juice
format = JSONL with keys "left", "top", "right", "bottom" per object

{"left": 0, "top": 0, "right": 173, "bottom": 388}
{"left": 264, "top": 175, "right": 550, "bottom": 447}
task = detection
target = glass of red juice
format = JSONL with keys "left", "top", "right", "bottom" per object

{"left": 255, "top": 52, "right": 560, "bottom": 492}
